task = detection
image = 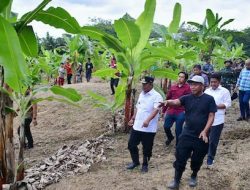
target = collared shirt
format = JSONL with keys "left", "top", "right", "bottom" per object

{"left": 237, "top": 68, "right": 250, "bottom": 91}
{"left": 190, "top": 73, "right": 209, "bottom": 87}
{"left": 205, "top": 86, "right": 231, "bottom": 126}
{"left": 163, "top": 83, "right": 191, "bottom": 115}
{"left": 133, "top": 89, "right": 163, "bottom": 133}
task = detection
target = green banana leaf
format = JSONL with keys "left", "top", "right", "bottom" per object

{"left": 0, "top": 16, "right": 28, "bottom": 93}
{"left": 18, "top": 25, "right": 38, "bottom": 57}
{"left": 114, "top": 18, "right": 140, "bottom": 50}
{"left": 34, "top": 7, "right": 81, "bottom": 34}
{"left": 168, "top": 3, "right": 181, "bottom": 34}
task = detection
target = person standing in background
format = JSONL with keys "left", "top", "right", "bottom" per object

{"left": 64, "top": 58, "right": 72, "bottom": 84}
{"left": 109, "top": 54, "right": 120, "bottom": 95}
{"left": 190, "top": 64, "right": 209, "bottom": 88}
{"left": 235, "top": 59, "right": 250, "bottom": 121}
{"left": 220, "top": 60, "right": 237, "bottom": 93}
{"left": 58, "top": 63, "right": 66, "bottom": 86}
{"left": 85, "top": 58, "right": 93, "bottom": 82}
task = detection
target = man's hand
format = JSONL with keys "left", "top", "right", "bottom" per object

{"left": 199, "top": 130, "right": 208, "bottom": 143}
{"left": 142, "top": 119, "right": 150, "bottom": 128}
{"left": 158, "top": 101, "right": 168, "bottom": 108}
{"left": 233, "top": 86, "right": 238, "bottom": 93}
{"left": 128, "top": 119, "right": 134, "bottom": 126}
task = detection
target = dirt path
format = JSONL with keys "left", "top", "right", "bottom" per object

{"left": 15, "top": 81, "right": 250, "bottom": 190}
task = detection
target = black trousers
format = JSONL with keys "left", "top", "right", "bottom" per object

{"left": 18, "top": 118, "right": 33, "bottom": 148}
{"left": 67, "top": 74, "right": 72, "bottom": 84}
{"left": 110, "top": 78, "right": 119, "bottom": 94}
{"left": 208, "top": 123, "right": 224, "bottom": 161}
{"left": 86, "top": 71, "right": 92, "bottom": 82}
{"left": 128, "top": 129, "right": 156, "bottom": 166}
{"left": 173, "top": 135, "right": 208, "bottom": 181}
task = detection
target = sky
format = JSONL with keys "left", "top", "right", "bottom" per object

{"left": 12, "top": 0, "right": 250, "bottom": 38}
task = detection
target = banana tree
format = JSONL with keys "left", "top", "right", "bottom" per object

{"left": 82, "top": 0, "right": 157, "bottom": 131}
{"left": 141, "top": 3, "right": 198, "bottom": 94}
{"left": 0, "top": 0, "right": 83, "bottom": 188}
{"left": 63, "top": 35, "right": 91, "bottom": 83}
{"left": 212, "top": 43, "right": 245, "bottom": 69}
{"left": 187, "top": 9, "right": 235, "bottom": 61}
{"left": 32, "top": 48, "right": 63, "bottom": 84}
{"left": 87, "top": 84, "right": 125, "bottom": 133}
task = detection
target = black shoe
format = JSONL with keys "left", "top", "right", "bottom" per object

{"left": 189, "top": 176, "right": 197, "bottom": 187}
{"left": 165, "top": 136, "right": 174, "bottom": 146}
{"left": 237, "top": 117, "right": 245, "bottom": 121}
{"left": 126, "top": 162, "right": 140, "bottom": 170}
{"left": 28, "top": 145, "right": 33, "bottom": 149}
{"left": 246, "top": 116, "right": 250, "bottom": 121}
{"left": 167, "top": 180, "right": 179, "bottom": 189}
{"left": 141, "top": 165, "right": 148, "bottom": 173}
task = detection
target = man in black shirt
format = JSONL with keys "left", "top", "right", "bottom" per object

{"left": 160, "top": 75, "right": 217, "bottom": 189}
{"left": 85, "top": 58, "right": 93, "bottom": 82}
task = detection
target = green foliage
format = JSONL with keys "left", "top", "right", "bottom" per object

{"left": 93, "top": 68, "right": 117, "bottom": 78}
{"left": 152, "top": 68, "right": 179, "bottom": 80}
{"left": 114, "top": 18, "right": 140, "bottom": 49}
{"left": 40, "top": 32, "right": 67, "bottom": 52}
{"left": 34, "top": 7, "right": 82, "bottom": 34}
{"left": 168, "top": 3, "right": 181, "bottom": 34}
{"left": 89, "top": 17, "right": 116, "bottom": 37}
{"left": 82, "top": 26, "right": 124, "bottom": 53}
{"left": 18, "top": 25, "right": 38, "bottom": 57}
{"left": 50, "top": 86, "right": 82, "bottom": 102}
{"left": 206, "top": 9, "right": 216, "bottom": 30}
{"left": 16, "top": 0, "right": 52, "bottom": 32}
{"left": 0, "top": 15, "right": 28, "bottom": 93}
{"left": 133, "top": 0, "right": 156, "bottom": 57}
{"left": 228, "top": 28, "right": 250, "bottom": 56}
{"left": 0, "top": 0, "right": 10, "bottom": 13}
{"left": 86, "top": 83, "right": 126, "bottom": 113}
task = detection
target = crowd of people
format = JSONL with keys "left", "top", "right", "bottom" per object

{"left": 126, "top": 58, "right": 250, "bottom": 189}
{"left": 56, "top": 57, "right": 94, "bottom": 86}
{"left": 56, "top": 55, "right": 121, "bottom": 95}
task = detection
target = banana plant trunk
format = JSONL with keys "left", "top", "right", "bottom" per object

{"left": 124, "top": 76, "right": 133, "bottom": 132}
{"left": 4, "top": 99, "right": 15, "bottom": 185}
{"left": 0, "top": 70, "right": 15, "bottom": 190}
{"left": 131, "top": 89, "right": 136, "bottom": 120}
{"left": 0, "top": 91, "right": 7, "bottom": 190}
{"left": 16, "top": 120, "right": 25, "bottom": 182}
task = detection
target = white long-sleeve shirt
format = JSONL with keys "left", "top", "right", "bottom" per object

{"left": 205, "top": 85, "right": 231, "bottom": 126}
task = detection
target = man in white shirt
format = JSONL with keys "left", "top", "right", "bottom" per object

{"left": 205, "top": 73, "right": 231, "bottom": 167}
{"left": 127, "top": 76, "right": 163, "bottom": 173}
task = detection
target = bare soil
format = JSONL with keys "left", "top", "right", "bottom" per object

{"left": 14, "top": 80, "right": 250, "bottom": 190}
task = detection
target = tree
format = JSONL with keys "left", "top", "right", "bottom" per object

{"left": 227, "top": 28, "right": 250, "bottom": 57}
{"left": 82, "top": 0, "right": 168, "bottom": 131}
{"left": 0, "top": 0, "right": 83, "bottom": 188}
{"left": 187, "top": 9, "right": 234, "bottom": 60}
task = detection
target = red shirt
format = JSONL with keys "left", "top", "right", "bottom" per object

{"left": 163, "top": 83, "right": 191, "bottom": 115}
{"left": 64, "top": 63, "right": 72, "bottom": 75}
{"left": 110, "top": 58, "right": 117, "bottom": 68}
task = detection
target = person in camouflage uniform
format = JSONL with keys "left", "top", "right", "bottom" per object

{"left": 220, "top": 60, "right": 237, "bottom": 93}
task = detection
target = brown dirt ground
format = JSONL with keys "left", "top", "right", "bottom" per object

{"left": 14, "top": 79, "right": 250, "bottom": 190}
